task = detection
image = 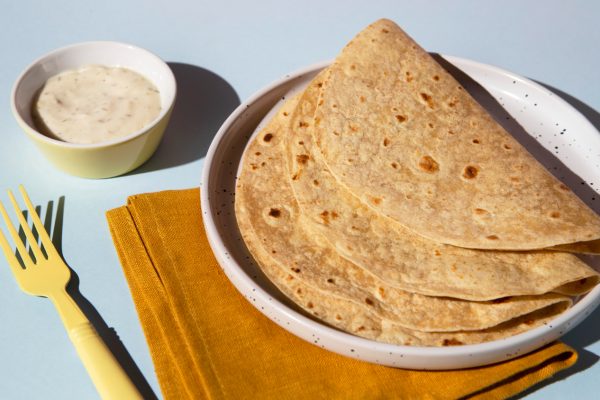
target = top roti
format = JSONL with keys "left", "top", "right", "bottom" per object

{"left": 312, "top": 19, "right": 600, "bottom": 250}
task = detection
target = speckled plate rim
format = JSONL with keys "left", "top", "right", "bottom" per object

{"left": 201, "top": 57, "right": 600, "bottom": 370}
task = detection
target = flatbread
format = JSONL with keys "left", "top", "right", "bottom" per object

{"left": 234, "top": 20, "right": 600, "bottom": 346}
{"left": 311, "top": 19, "right": 600, "bottom": 250}
{"left": 552, "top": 239, "right": 600, "bottom": 255}
{"left": 243, "top": 232, "right": 569, "bottom": 346}
{"left": 234, "top": 92, "right": 572, "bottom": 338}
{"left": 286, "top": 75, "right": 599, "bottom": 301}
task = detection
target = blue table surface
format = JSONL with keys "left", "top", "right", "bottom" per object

{"left": 1, "top": 1, "right": 599, "bottom": 398}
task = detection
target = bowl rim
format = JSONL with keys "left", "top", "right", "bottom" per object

{"left": 200, "top": 58, "right": 600, "bottom": 367}
{"left": 10, "top": 40, "right": 177, "bottom": 149}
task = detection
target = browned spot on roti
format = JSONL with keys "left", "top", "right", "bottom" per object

{"left": 463, "top": 165, "right": 478, "bottom": 179}
{"left": 550, "top": 211, "right": 561, "bottom": 218}
{"left": 268, "top": 208, "right": 281, "bottom": 217}
{"left": 263, "top": 133, "right": 273, "bottom": 142}
{"left": 395, "top": 114, "right": 407, "bottom": 122}
{"left": 420, "top": 92, "right": 434, "bottom": 108}
{"left": 320, "top": 210, "right": 330, "bottom": 225}
{"left": 487, "top": 235, "right": 499, "bottom": 240}
{"left": 419, "top": 156, "right": 439, "bottom": 173}
{"left": 296, "top": 154, "right": 310, "bottom": 164}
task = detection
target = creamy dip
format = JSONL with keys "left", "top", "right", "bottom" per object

{"left": 32, "top": 65, "right": 161, "bottom": 144}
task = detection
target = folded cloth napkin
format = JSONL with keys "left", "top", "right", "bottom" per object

{"left": 106, "top": 188, "right": 577, "bottom": 400}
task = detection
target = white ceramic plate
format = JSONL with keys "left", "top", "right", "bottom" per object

{"left": 201, "top": 56, "right": 600, "bottom": 370}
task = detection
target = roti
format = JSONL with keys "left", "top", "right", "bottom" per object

{"left": 241, "top": 232, "right": 569, "bottom": 346}
{"left": 311, "top": 19, "right": 600, "bottom": 250}
{"left": 286, "top": 74, "right": 599, "bottom": 301}
{"left": 235, "top": 92, "right": 572, "bottom": 340}
{"left": 233, "top": 19, "right": 600, "bottom": 346}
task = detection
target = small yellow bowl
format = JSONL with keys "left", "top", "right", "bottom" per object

{"left": 11, "top": 41, "right": 176, "bottom": 178}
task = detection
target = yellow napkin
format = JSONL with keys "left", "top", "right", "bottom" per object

{"left": 106, "top": 188, "right": 578, "bottom": 400}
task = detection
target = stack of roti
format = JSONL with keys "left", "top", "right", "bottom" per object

{"left": 235, "top": 19, "right": 600, "bottom": 346}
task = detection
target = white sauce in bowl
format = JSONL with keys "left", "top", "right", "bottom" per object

{"left": 32, "top": 65, "right": 161, "bottom": 144}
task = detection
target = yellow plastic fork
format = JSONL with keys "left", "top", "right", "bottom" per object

{"left": 0, "top": 186, "right": 142, "bottom": 400}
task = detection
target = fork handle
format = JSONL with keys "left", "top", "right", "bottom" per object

{"left": 69, "top": 322, "right": 143, "bottom": 400}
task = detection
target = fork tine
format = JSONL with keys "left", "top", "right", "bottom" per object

{"left": 0, "top": 201, "right": 34, "bottom": 268}
{"left": 19, "top": 186, "right": 56, "bottom": 257}
{"left": 8, "top": 190, "right": 45, "bottom": 263}
{"left": 0, "top": 227, "right": 25, "bottom": 277}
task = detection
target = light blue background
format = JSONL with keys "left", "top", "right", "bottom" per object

{"left": 1, "top": 1, "right": 599, "bottom": 398}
